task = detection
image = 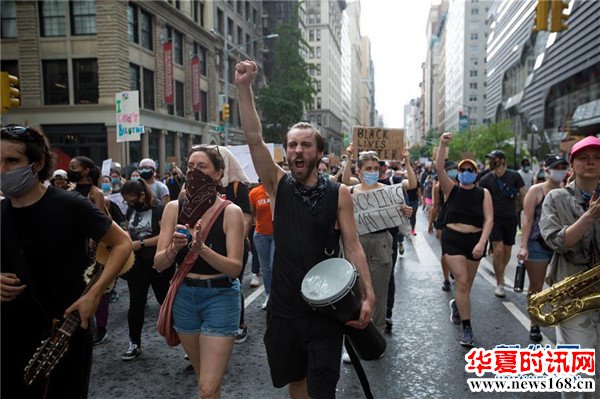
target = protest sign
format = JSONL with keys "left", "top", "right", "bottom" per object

{"left": 352, "top": 127, "right": 404, "bottom": 161}
{"left": 228, "top": 144, "right": 275, "bottom": 183}
{"left": 101, "top": 159, "right": 112, "bottom": 177}
{"left": 116, "top": 91, "right": 144, "bottom": 142}
{"left": 351, "top": 184, "right": 411, "bottom": 236}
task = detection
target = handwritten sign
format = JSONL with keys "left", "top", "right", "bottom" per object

{"left": 116, "top": 91, "right": 144, "bottom": 142}
{"left": 101, "top": 159, "right": 112, "bottom": 177}
{"left": 352, "top": 127, "right": 404, "bottom": 161}
{"left": 352, "top": 184, "right": 411, "bottom": 236}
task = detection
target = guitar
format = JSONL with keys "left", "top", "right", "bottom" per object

{"left": 23, "top": 244, "right": 134, "bottom": 386}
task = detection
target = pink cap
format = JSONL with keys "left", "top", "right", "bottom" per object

{"left": 570, "top": 136, "right": 600, "bottom": 163}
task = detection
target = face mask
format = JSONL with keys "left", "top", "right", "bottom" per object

{"left": 549, "top": 169, "right": 567, "bottom": 183}
{"left": 457, "top": 171, "right": 477, "bottom": 185}
{"left": 131, "top": 176, "right": 141, "bottom": 181}
{"left": 67, "top": 169, "right": 83, "bottom": 182}
{"left": 523, "top": 167, "right": 530, "bottom": 173}
{"left": 321, "top": 172, "right": 330, "bottom": 180}
{"left": 362, "top": 172, "right": 379, "bottom": 186}
{"left": 133, "top": 198, "right": 145, "bottom": 212}
{"left": 447, "top": 169, "right": 458, "bottom": 180}
{"left": 0, "top": 164, "right": 38, "bottom": 198}
{"left": 101, "top": 182, "right": 111, "bottom": 194}
{"left": 111, "top": 177, "right": 120, "bottom": 185}
{"left": 180, "top": 168, "right": 218, "bottom": 226}
{"left": 139, "top": 169, "right": 153, "bottom": 179}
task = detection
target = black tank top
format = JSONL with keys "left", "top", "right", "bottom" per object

{"left": 175, "top": 204, "right": 228, "bottom": 275}
{"left": 269, "top": 174, "right": 340, "bottom": 317}
{"left": 444, "top": 185, "right": 485, "bottom": 228}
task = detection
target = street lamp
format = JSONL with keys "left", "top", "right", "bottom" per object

{"left": 221, "top": 30, "right": 279, "bottom": 145}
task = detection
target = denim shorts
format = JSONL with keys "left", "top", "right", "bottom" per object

{"left": 172, "top": 279, "right": 241, "bottom": 336}
{"left": 527, "top": 239, "right": 553, "bottom": 263}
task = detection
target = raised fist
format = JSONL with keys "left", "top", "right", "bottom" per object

{"left": 440, "top": 132, "right": 453, "bottom": 144}
{"left": 235, "top": 60, "right": 258, "bottom": 87}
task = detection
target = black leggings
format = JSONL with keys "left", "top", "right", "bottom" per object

{"left": 127, "top": 257, "right": 174, "bottom": 345}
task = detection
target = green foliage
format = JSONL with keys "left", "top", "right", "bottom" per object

{"left": 446, "top": 120, "right": 515, "bottom": 163}
{"left": 257, "top": 11, "right": 315, "bottom": 144}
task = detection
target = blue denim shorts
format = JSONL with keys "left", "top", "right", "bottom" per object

{"left": 172, "top": 279, "right": 241, "bottom": 336}
{"left": 527, "top": 239, "right": 553, "bottom": 262}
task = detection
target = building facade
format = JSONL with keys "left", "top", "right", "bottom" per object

{"left": 1, "top": 0, "right": 267, "bottom": 173}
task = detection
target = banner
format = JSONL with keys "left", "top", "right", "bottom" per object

{"left": 164, "top": 41, "right": 174, "bottom": 105}
{"left": 352, "top": 184, "right": 411, "bottom": 236}
{"left": 116, "top": 91, "right": 144, "bottom": 142}
{"left": 352, "top": 126, "right": 404, "bottom": 161}
{"left": 191, "top": 56, "right": 201, "bottom": 112}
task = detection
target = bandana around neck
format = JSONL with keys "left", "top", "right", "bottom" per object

{"left": 180, "top": 169, "right": 217, "bottom": 227}
{"left": 288, "top": 172, "right": 328, "bottom": 215}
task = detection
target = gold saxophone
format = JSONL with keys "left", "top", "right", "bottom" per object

{"left": 528, "top": 263, "right": 600, "bottom": 327}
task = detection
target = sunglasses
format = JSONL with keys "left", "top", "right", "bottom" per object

{"left": 358, "top": 150, "right": 378, "bottom": 160}
{"left": 1, "top": 125, "right": 33, "bottom": 141}
{"left": 191, "top": 144, "right": 221, "bottom": 156}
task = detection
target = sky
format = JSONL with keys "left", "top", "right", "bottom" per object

{"left": 359, "top": 0, "right": 433, "bottom": 128}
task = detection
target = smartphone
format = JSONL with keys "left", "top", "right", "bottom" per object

{"left": 176, "top": 227, "right": 192, "bottom": 240}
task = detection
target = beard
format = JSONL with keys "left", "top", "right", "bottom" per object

{"left": 290, "top": 154, "right": 319, "bottom": 184}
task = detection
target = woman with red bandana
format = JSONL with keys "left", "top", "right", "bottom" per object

{"left": 154, "top": 145, "right": 245, "bottom": 398}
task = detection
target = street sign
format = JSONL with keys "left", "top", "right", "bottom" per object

{"left": 213, "top": 125, "right": 225, "bottom": 132}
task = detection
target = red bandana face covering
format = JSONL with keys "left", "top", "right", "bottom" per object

{"left": 180, "top": 169, "right": 217, "bottom": 227}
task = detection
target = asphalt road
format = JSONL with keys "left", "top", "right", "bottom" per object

{"left": 89, "top": 207, "right": 561, "bottom": 399}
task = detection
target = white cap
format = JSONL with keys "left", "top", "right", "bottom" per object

{"left": 139, "top": 158, "right": 157, "bottom": 170}
{"left": 51, "top": 169, "right": 68, "bottom": 180}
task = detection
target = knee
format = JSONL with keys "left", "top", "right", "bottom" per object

{"left": 199, "top": 382, "right": 220, "bottom": 399}
{"left": 455, "top": 279, "right": 470, "bottom": 294}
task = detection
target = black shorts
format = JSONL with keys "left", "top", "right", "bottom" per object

{"left": 264, "top": 312, "right": 343, "bottom": 399}
{"left": 441, "top": 227, "right": 484, "bottom": 261}
{"left": 490, "top": 216, "right": 518, "bottom": 246}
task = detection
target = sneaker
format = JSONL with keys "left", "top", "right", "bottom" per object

{"left": 449, "top": 299, "right": 460, "bottom": 325}
{"left": 442, "top": 280, "right": 451, "bottom": 292}
{"left": 122, "top": 342, "right": 141, "bottom": 361}
{"left": 385, "top": 318, "right": 393, "bottom": 333}
{"left": 495, "top": 284, "right": 506, "bottom": 298}
{"left": 235, "top": 325, "right": 248, "bottom": 344}
{"left": 398, "top": 242, "right": 405, "bottom": 255}
{"left": 261, "top": 295, "right": 269, "bottom": 310}
{"left": 109, "top": 289, "right": 119, "bottom": 303}
{"left": 249, "top": 274, "right": 260, "bottom": 288}
{"left": 93, "top": 328, "right": 107, "bottom": 346}
{"left": 342, "top": 349, "right": 352, "bottom": 364}
{"left": 529, "top": 325, "right": 543, "bottom": 342}
{"left": 410, "top": 230, "right": 417, "bottom": 236}
{"left": 460, "top": 326, "right": 474, "bottom": 347}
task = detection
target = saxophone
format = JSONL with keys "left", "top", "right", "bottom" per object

{"left": 528, "top": 263, "right": 600, "bottom": 327}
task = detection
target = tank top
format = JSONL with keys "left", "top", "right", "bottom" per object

{"left": 529, "top": 194, "right": 546, "bottom": 241}
{"left": 444, "top": 185, "right": 485, "bottom": 228}
{"left": 175, "top": 204, "right": 228, "bottom": 275}
{"left": 270, "top": 174, "right": 340, "bottom": 317}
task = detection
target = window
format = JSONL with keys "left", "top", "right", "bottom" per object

{"left": 0, "top": 60, "right": 19, "bottom": 77}
{"left": 316, "top": 114, "right": 321, "bottom": 124}
{"left": 471, "top": 8, "right": 479, "bottom": 15}
{"left": 227, "top": 18, "right": 233, "bottom": 39}
{"left": 469, "top": 94, "right": 477, "bottom": 102}
{"left": 470, "top": 57, "right": 478, "bottom": 66}
{"left": 194, "top": 43, "right": 207, "bottom": 75}
{"left": 252, "top": 8, "right": 257, "bottom": 25}
{"left": 470, "top": 32, "right": 478, "bottom": 40}
{"left": 73, "top": 59, "right": 98, "bottom": 104}
{"left": 140, "top": 9, "right": 152, "bottom": 50}
{"left": 200, "top": 90, "right": 208, "bottom": 122}
{"left": 40, "top": 1, "right": 66, "bottom": 37}
{"left": 43, "top": 60, "right": 69, "bottom": 104}
{"left": 309, "top": 68, "right": 315, "bottom": 77}
{"left": 175, "top": 0, "right": 180, "bottom": 10}
{"left": 175, "top": 81, "right": 184, "bottom": 117}
{"left": 316, "top": 64, "right": 321, "bottom": 76}
{"left": 316, "top": 46, "right": 321, "bottom": 58}
{"left": 236, "top": 0, "right": 242, "bottom": 15}
{"left": 167, "top": 26, "right": 183, "bottom": 65}
{"left": 309, "top": 29, "right": 314, "bottom": 41}
{"left": 245, "top": 2, "right": 250, "bottom": 21}
{"left": 469, "top": 82, "right": 478, "bottom": 89}
{"left": 316, "top": 29, "right": 321, "bottom": 41}
{"left": 470, "top": 70, "right": 478, "bottom": 77}
{"left": 193, "top": 0, "right": 204, "bottom": 26}
{"left": 129, "top": 63, "right": 140, "bottom": 91}
{"left": 237, "top": 26, "right": 242, "bottom": 45}
{"left": 316, "top": 12, "right": 321, "bottom": 23}
{"left": 1, "top": 1, "right": 17, "bottom": 38}
{"left": 142, "top": 68, "right": 155, "bottom": 110}
{"left": 316, "top": 80, "right": 321, "bottom": 92}
{"left": 128, "top": 4, "right": 138, "bottom": 43}
{"left": 71, "top": 1, "right": 96, "bottom": 35}
{"left": 316, "top": 97, "right": 321, "bottom": 109}
{"left": 308, "top": 11, "right": 314, "bottom": 24}
{"left": 216, "top": 8, "right": 224, "bottom": 34}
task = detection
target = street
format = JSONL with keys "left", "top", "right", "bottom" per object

{"left": 89, "top": 207, "right": 559, "bottom": 399}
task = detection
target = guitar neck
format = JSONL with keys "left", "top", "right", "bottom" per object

{"left": 59, "top": 263, "right": 104, "bottom": 336}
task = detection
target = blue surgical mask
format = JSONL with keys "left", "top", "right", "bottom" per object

{"left": 458, "top": 171, "right": 477, "bottom": 185}
{"left": 362, "top": 172, "right": 379, "bottom": 186}
{"left": 447, "top": 169, "right": 458, "bottom": 180}
{"left": 111, "top": 177, "right": 120, "bottom": 185}
{"left": 101, "top": 182, "right": 111, "bottom": 194}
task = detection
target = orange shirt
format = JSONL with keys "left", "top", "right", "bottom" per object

{"left": 249, "top": 184, "right": 273, "bottom": 235}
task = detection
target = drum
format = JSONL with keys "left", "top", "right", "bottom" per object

{"left": 301, "top": 258, "right": 386, "bottom": 361}
{"left": 301, "top": 258, "right": 363, "bottom": 323}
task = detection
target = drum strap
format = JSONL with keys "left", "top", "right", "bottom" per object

{"left": 344, "top": 337, "right": 374, "bottom": 399}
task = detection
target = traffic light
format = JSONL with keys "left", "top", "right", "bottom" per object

{"left": 550, "top": 0, "right": 569, "bottom": 32}
{"left": 0, "top": 72, "right": 20, "bottom": 113}
{"left": 533, "top": 0, "right": 549, "bottom": 32}
{"left": 222, "top": 103, "right": 230, "bottom": 121}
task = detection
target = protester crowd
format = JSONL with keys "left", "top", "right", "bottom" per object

{"left": 1, "top": 61, "right": 599, "bottom": 399}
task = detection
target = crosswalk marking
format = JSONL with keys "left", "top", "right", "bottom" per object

{"left": 245, "top": 285, "right": 265, "bottom": 308}
{"left": 412, "top": 234, "right": 442, "bottom": 267}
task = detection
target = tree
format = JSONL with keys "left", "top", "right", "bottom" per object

{"left": 257, "top": 11, "right": 315, "bottom": 144}
{"left": 445, "top": 121, "right": 515, "bottom": 164}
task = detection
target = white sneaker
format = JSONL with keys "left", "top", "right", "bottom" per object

{"left": 250, "top": 273, "right": 260, "bottom": 288}
{"left": 495, "top": 284, "right": 506, "bottom": 298}
{"left": 261, "top": 295, "right": 269, "bottom": 310}
{"left": 342, "top": 349, "right": 352, "bottom": 364}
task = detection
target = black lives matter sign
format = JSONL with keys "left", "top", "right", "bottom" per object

{"left": 352, "top": 127, "right": 404, "bottom": 161}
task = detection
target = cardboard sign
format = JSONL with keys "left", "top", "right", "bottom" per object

{"left": 352, "top": 184, "right": 411, "bottom": 236}
{"left": 352, "top": 127, "right": 404, "bottom": 161}
{"left": 329, "top": 155, "right": 340, "bottom": 166}
{"left": 116, "top": 91, "right": 144, "bottom": 142}
{"left": 274, "top": 144, "right": 284, "bottom": 163}
{"left": 101, "top": 159, "right": 112, "bottom": 177}
{"left": 228, "top": 144, "right": 275, "bottom": 183}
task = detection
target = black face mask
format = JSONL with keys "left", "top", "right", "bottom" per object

{"left": 133, "top": 198, "right": 145, "bottom": 212}
{"left": 139, "top": 170, "right": 153, "bottom": 179}
{"left": 67, "top": 169, "right": 83, "bottom": 182}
